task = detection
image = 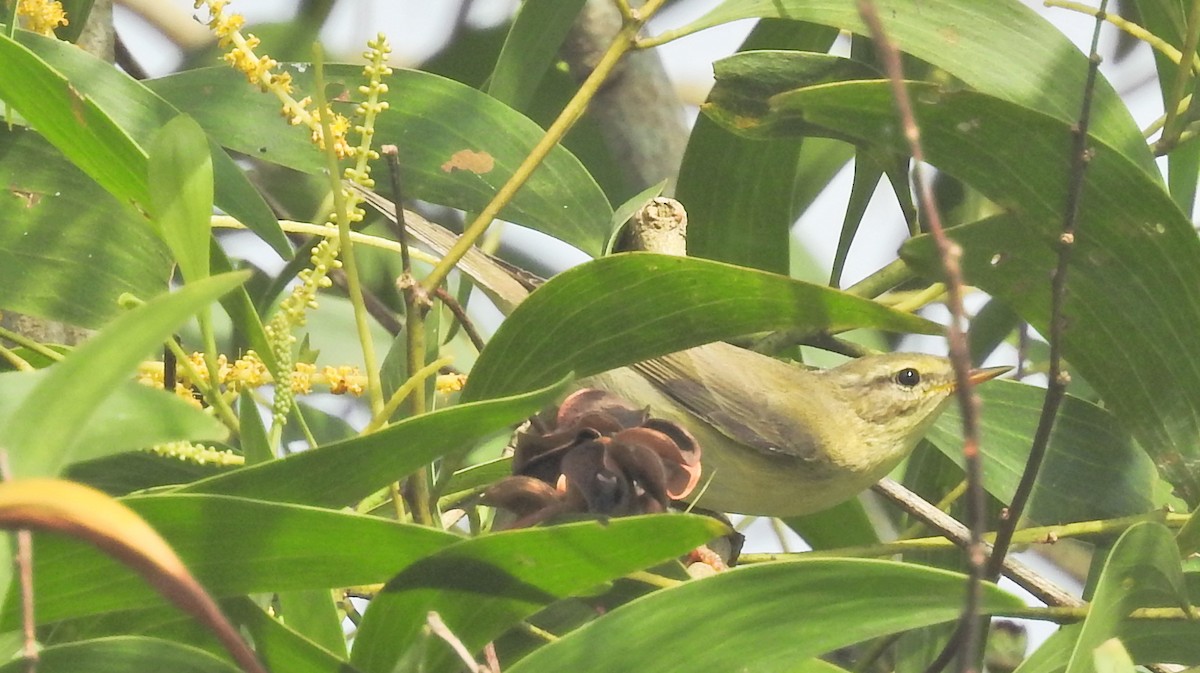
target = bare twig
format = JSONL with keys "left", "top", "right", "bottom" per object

{"left": 427, "top": 611, "right": 488, "bottom": 673}
{"left": 856, "top": 4, "right": 987, "bottom": 671}
{"left": 328, "top": 269, "right": 404, "bottom": 336}
{"left": 985, "top": 0, "right": 1107, "bottom": 581}
{"left": 383, "top": 146, "right": 435, "bottom": 526}
{"left": 432, "top": 287, "right": 486, "bottom": 352}
{"left": 872, "top": 479, "right": 1082, "bottom": 608}
{"left": 420, "top": 0, "right": 671, "bottom": 294}
{"left": 0, "top": 451, "right": 37, "bottom": 673}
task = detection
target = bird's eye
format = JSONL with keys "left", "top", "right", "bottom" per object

{"left": 895, "top": 368, "right": 921, "bottom": 387}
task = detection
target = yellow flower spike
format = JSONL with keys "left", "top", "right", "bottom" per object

{"left": 321, "top": 366, "right": 366, "bottom": 396}
{"left": 175, "top": 383, "right": 203, "bottom": 409}
{"left": 195, "top": 2, "right": 394, "bottom": 432}
{"left": 150, "top": 441, "right": 244, "bottom": 467}
{"left": 16, "top": 0, "right": 68, "bottom": 36}
{"left": 436, "top": 373, "right": 467, "bottom": 395}
{"left": 291, "top": 362, "right": 316, "bottom": 395}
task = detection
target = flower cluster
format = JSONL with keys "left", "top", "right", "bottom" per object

{"left": 149, "top": 441, "right": 244, "bottom": 467}
{"left": 193, "top": 0, "right": 352, "bottom": 158}
{"left": 17, "top": 0, "right": 68, "bottom": 36}
{"left": 192, "top": 1, "right": 392, "bottom": 429}
{"left": 344, "top": 34, "right": 393, "bottom": 187}
{"left": 137, "top": 350, "right": 366, "bottom": 408}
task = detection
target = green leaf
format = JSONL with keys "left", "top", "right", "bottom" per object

{"left": 224, "top": 597, "right": 359, "bottom": 673}
{"left": 1072, "top": 522, "right": 1187, "bottom": 673}
{"left": 9, "top": 31, "right": 288, "bottom": 256}
{"left": 784, "top": 498, "right": 880, "bottom": 550}
{"left": 487, "top": 0, "right": 586, "bottom": 109}
{"left": 677, "top": 24, "right": 841, "bottom": 273}
{"left": 0, "top": 636, "right": 242, "bottom": 673}
{"left": 39, "top": 596, "right": 360, "bottom": 673}
{"left": 0, "top": 128, "right": 172, "bottom": 328}
{"left": 507, "top": 558, "right": 1025, "bottom": 673}
{"left": 0, "top": 271, "right": 247, "bottom": 478}
{"left": 8, "top": 494, "right": 456, "bottom": 625}
{"left": 0, "top": 32, "right": 149, "bottom": 207}
{"left": 149, "top": 115, "right": 213, "bottom": 283}
{"left": 926, "top": 380, "right": 1156, "bottom": 524}
{"left": 349, "top": 515, "right": 727, "bottom": 673}
{"left": 674, "top": 0, "right": 1154, "bottom": 173}
{"left": 724, "top": 76, "right": 1200, "bottom": 506}
{"left": 65, "top": 451, "right": 231, "bottom": 496}
{"left": 0, "top": 370, "right": 228, "bottom": 469}
{"left": 148, "top": 65, "right": 613, "bottom": 256}
{"left": 180, "top": 376, "right": 570, "bottom": 508}
{"left": 1018, "top": 619, "right": 1200, "bottom": 673}
{"left": 605, "top": 179, "right": 666, "bottom": 254}
{"left": 462, "top": 253, "right": 940, "bottom": 401}
{"left": 54, "top": 0, "right": 96, "bottom": 44}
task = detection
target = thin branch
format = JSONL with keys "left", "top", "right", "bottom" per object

{"left": 872, "top": 479, "right": 1082, "bottom": 609}
{"left": 328, "top": 269, "right": 404, "bottom": 336}
{"left": 0, "top": 451, "right": 37, "bottom": 673}
{"left": 420, "top": 0, "right": 671, "bottom": 294}
{"left": 1159, "top": 0, "right": 1200, "bottom": 147}
{"left": 856, "top": 4, "right": 988, "bottom": 672}
{"left": 985, "top": 0, "right": 1107, "bottom": 582}
{"left": 427, "top": 611, "right": 487, "bottom": 673}
{"left": 384, "top": 145, "right": 435, "bottom": 527}
{"left": 310, "top": 49, "right": 384, "bottom": 418}
{"left": 432, "top": 287, "right": 486, "bottom": 352}
{"left": 0, "top": 325, "right": 63, "bottom": 362}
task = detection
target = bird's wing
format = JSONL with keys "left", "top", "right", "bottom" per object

{"left": 631, "top": 343, "right": 825, "bottom": 460}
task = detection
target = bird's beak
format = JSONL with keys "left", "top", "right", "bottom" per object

{"left": 967, "top": 365, "right": 1012, "bottom": 386}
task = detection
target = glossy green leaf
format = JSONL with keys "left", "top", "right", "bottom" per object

{"left": 53, "top": 0, "right": 95, "bottom": 43}
{"left": 717, "top": 77, "right": 1200, "bottom": 506}
{"left": 487, "top": 0, "right": 586, "bottom": 109}
{"left": 149, "top": 115, "right": 213, "bottom": 282}
{"left": 224, "top": 597, "right": 360, "bottom": 673}
{"left": 8, "top": 30, "right": 288, "bottom": 256}
{"left": 784, "top": 498, "right": 879, "bottom": 550}
{"left": 605, "top": 179, "right": 665, "bottom": 254}
{"left": 148, "top": 65, "right": 613, "bottom": 256}
{"left": 181, "top": 376, "right": 569, "bottom": 508}
{"left": 0, "top": 370, "right": 228, "bottom": 468}
{"left": 673, "top": 0, "right": 1154, "bottom": 173}
{"left": 0, "top": 128, "right": 172, "bottom": 328}
{"left": 40, "top": 597, "right": 360, "bottom": 673}
{"left": 6, "top": 494, "right": 456, "bottom": 625}
{"left": 507, "top": 558, "right": 1025, "bottom": 673}
{"left": 678, "top": 24, "right": 841, "bottom": 273}
{"left": 0, "top": 32, "right": 148, "bottom": 207}
{"left": 1018, "top": 619, "right": 1200, "bottom": 673}
{"left": 926, "top": 380, "right": 1156, "bottom": 525}
{"left": 65, "top": 451, "right": 231, "bottom": 496}
{"left": 350, "top": 515, "right": 727, "bottom": 673}
{"left": 1064, "top": 522, "right": 1188, "bottom": 673}
{"left": 274, "top": 590, "right": 346, "bottom": 659}
{"left": 0, "top": 637, "right": 241, "bottom": 673}
{"left": 1134, "top": 0, "right": 1199, "bottom": 217}
{"left": 462, "top": 253, "right": 940, "bottom": 401}
{"left": 0, "top": 271, "right": 247, "bottom": 478}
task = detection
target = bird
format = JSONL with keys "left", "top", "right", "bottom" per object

{"left": 587, "top": 343, "right": 1006, "bottom": 516}
{"left": 348, "top": 183, "right": 1008, "bottom": 517}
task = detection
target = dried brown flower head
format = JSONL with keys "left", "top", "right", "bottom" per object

{"left": 483, "top": 389, "right": 702, "bottom": 528}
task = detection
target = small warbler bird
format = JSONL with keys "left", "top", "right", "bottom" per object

{"left": 587, "top": 343, "right": 1007, "bottom": 516}
{"left": 350, "top": 184, "right": 1008, "bottom": 517}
